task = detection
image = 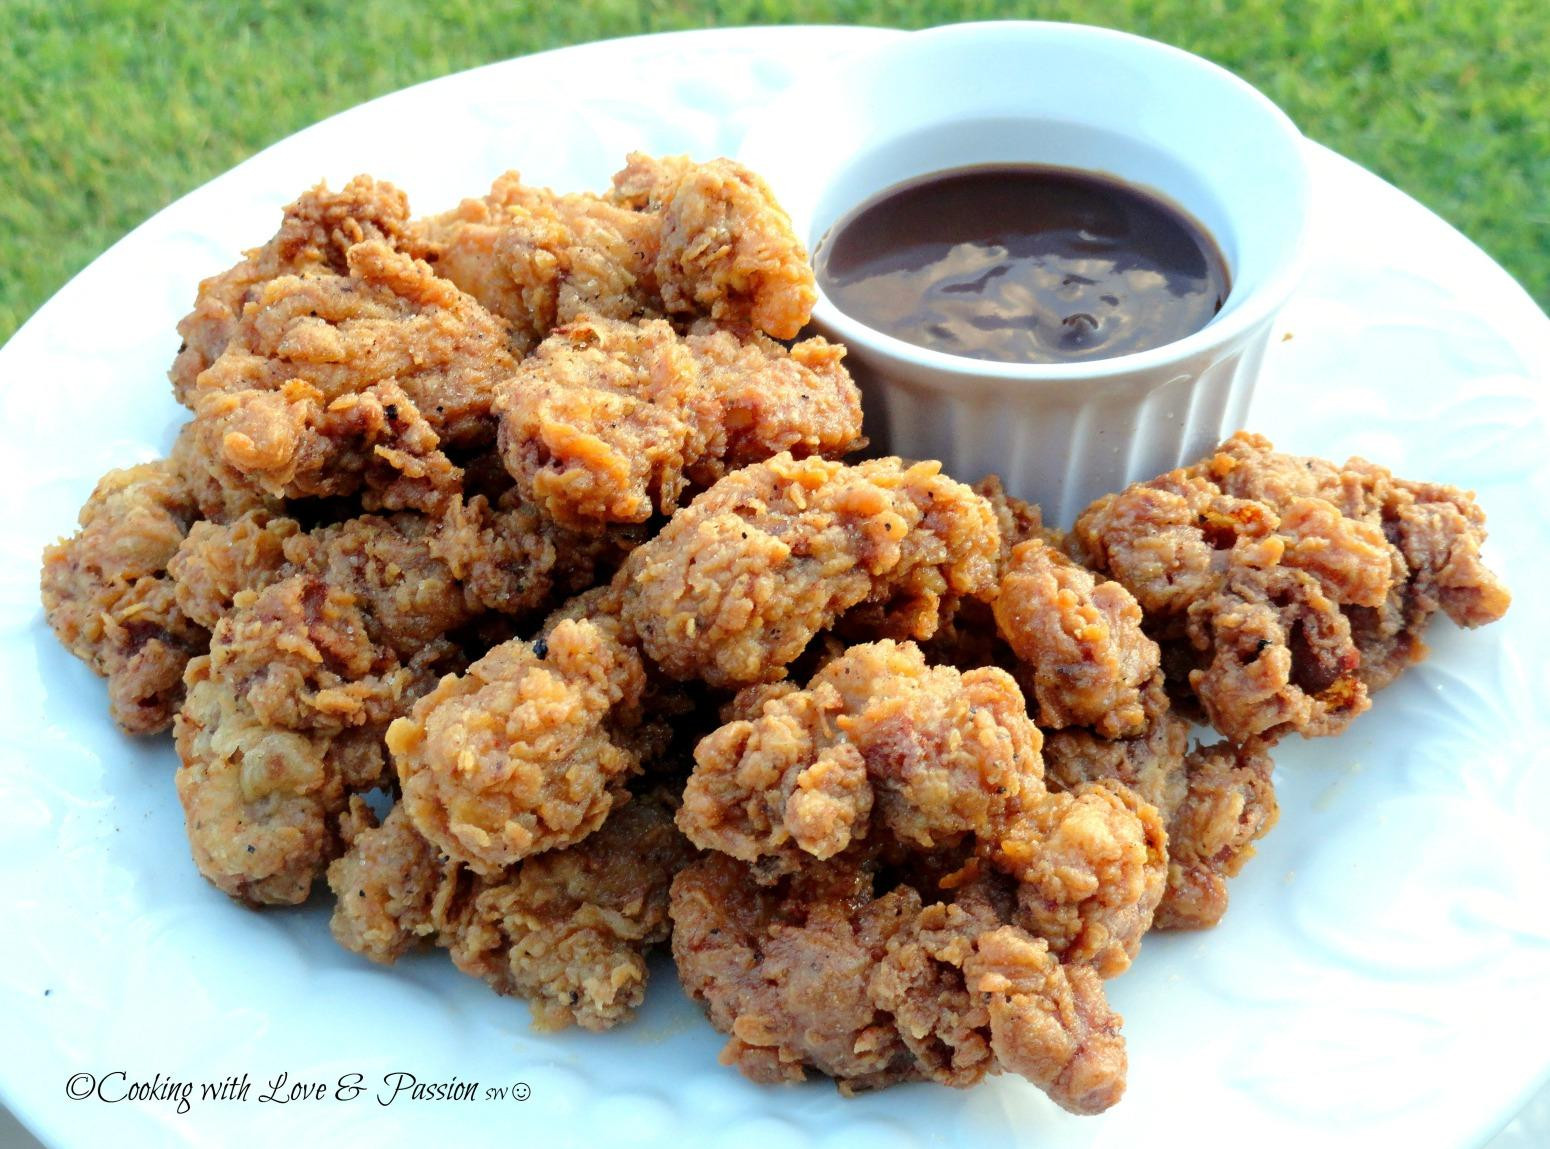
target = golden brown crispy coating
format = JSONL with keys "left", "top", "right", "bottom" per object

{"left": 680, "top": 641, "right": 1042, "bottom": 872}
{"left": 412, "top": 172, "right": 661, "bottom": 353}
{"left": 901, "top": 477, "right": 1052, "bottom": 672}
{"left": 1205, "top": 436, "right": 1513, "bottom": 637}
{"left": 670, "top": 850, "right": 1127, "bottom": 1112}
{"left": 1042, "top": 678, "right": 1280, "bottom": 930}
{"left": 168, "top": 510, "right": 298, "bottom": 630}
{"left": 1073, "top": 432, "right": 1510, "bottom": 745}
{"left": 426, "top": 490, "right": 638, "bottom": 618}
{"left": 449, "top": 794, "right": 697, "bottom": 1030}
{"left": 975, "top": 475, "right": 1056, "bottom": 565}
{"left": 177, "top": 628, "right": 457, "bottom": 904}
{"left": 683, "top": 640, "right": 1164, "bottom": 975}
{"left": 389, "top": 618, "right": 648, "bottom": 875}
{"left": 41, "top": 460, "right": 206, "bottom": 734}
{"left": 46, "top": 152, "right": 1524, "bottom": 1102}
{"left": 673, "top": 852, "right": 950, "bottom": 1092}
{"left": 608, "top": 153, "right": 817, "bottom": 340}
{"left": 171, "top": 503, "right": 604, "bottom": 905}
{"left": 1334, "top": 465, "right": 1513, "bottom": 689}
{"left": 992, "top": 781, "right": 1167, "bottom": 977}
{"left": 166, "top": 419, "right": 282, "bottom": 522}
{"left": 209, "top": 576, "right": 450, "bottom": 734}
{"left": 979, "top": 530, "right": 1271, "bottom": 930}
{"left": 184, "top": 378, "right": 462, "bottom": 514}
{"left": 209, "top": 514, "right": 475, "bottom": 734}
{"left": 617, "top": 454, "right": 1001, "bottom": 688}
{"left": 281, "top": 514, "right": 480, "bottom": 653}
{"left": 605, "top": 152, "right": 694, "bottom": 211}
{"left": 174, "top": 235, "right": 520, "bottom": 518}
{"left": 1152, "top": 741, "right": 1279, "bottom": 929}
{"left": 963, "top": 921, "right": 1126, "bottom": 1113}
{"left": 993, "top": 539, "right": 1160, "bottom": 739}
{"left": 415, "top": 154, "right": 816, "bottom": 349}
{"left": 1041, "top": 679, "right": 1190, "bottom": 816}
{"left": 1184, "top": 550, "right": 1368, "bottom": 743}
{"left": 494, "top": 315, "right": 862, "bottom": 529}
{"left": 329, "top": 797, "right": 461, "bottom": 964}
{"left": 191, "top": 240, "right": 516, "bottom": 447}
{"left": 171, "top": 176, "right": 415, "bottom": 404}
{"left": 175, "top": 659, "right": 390, "bottom": 905}
{"left": 330, "top": 795, "right": 694, "bottom": 1031}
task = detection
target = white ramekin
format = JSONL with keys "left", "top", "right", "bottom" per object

{"left": 740, "top": 21, "right": 1312, "bottom": 525}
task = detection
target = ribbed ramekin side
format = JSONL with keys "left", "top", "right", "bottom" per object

{"left": 847, "top": 316, "right": 1279, "bottom": 526}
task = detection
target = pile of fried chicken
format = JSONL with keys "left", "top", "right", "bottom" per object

{"left": 40, "top": 154, "right": 1510, "bottom": 1115}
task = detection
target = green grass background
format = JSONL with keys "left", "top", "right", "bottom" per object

{"left": 2, "top": 0, "right": 1545, "bottom": 343}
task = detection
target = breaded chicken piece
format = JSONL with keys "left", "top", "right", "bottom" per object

{"left": 1204, "top": 435, "right": 1514, "bottom": 637}
{"left": 449, "top": 793, "right": 697, "bottom": 1030}
{"left": 426, "top": 490, "right": 641, "bottom": 618}
{"left": 166, "top": 418, "right": 282, "bottom": 522}
{"left": 389, "top": 617, "right": 648, "bottom": 875}
{"left": 329, "top": 794, "right": 694, "bottom": 1031}
{"left": 170, "top": 493, "right": 621, "bottom": 661}
{"left": 190, "top": 239, "right": 516, "bottom": 450}
{"left": 177, "top": 597, "right": 460, "bottom": 904}
{"left": 1152, "top": 741, "right": 1279, "bottom": 929}
{"left": 993, "top": 539, "right": 1160, "bottom": 739}
{"left": 172, "top": 226, "right": 526, "bottom": 516}
{"left": 897, "top": 477, "right": 1051, "bottom": 672}
{"left": 175, "top": 238, "right": 520, "bottom": 518}
{"left": 974, "top": 475, "right": 1056, "bottom": 566}
{"left": 1042, "top": 677, "right": 1280, "bottom": 929}
{"left": 681, "top": 641, "right": 1042, "bottom": 871}
{"left": 169, "top": 510, "right": 298, "bottom": 630}
{"left": 174, "top": 503, "right": 608, "bottom": 905}
{"left": 1185, "top": 551, "right": 1369, "bottom": 743}
{"left": 171, "top": 176, "right": 415, "bottom": 404}
{"left": 415, "top": 155, "right": 816, "bottom": 347}
{"left": 682, "top": 641, "right": 1165, "bottom": 975}
{"left": 670, "top": 850, "right": 1128, "bottom": 1112}
{"left": 989, "top": 781, "right": 1167, "bottom": 975}
{"left": 494, "top": 315, "right": 862, "bottom": 529}
{"left": 1072, "top": 432, "right": 1510, "bottom": 744}
{"left": 329, "top": 797, "right": 460, "bottom": 964}
{"left": 617, "top": 454, "right": 1001, "bottom": 688}
{"left": 607, "top": 153, "right": 817, "bottom": 339}
{"left": 182, "top": 378, "right": 462, "bottom": 515}
{"left": 210, "top": 514, "right": 476, "bottom": 734}
{"left": 411, "top": 172, "right": 661, "bottom": 354}
{"left": 175, "top": 661, "right": 392, "bottom": 904}
{"left": 41, "top": 459, "right": 206, "bottom": 734}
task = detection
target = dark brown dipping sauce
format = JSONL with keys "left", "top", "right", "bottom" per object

{"left": 816, "top": 165, "right": 1230, "bottom": 365}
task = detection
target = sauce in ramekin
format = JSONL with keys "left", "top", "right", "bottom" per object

{"left": 816, "top": 165, "right": 1230, "bottom": 365}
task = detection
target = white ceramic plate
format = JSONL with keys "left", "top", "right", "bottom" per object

{"left": 2, "top": 26, "right": 1548, "bottom": 1149}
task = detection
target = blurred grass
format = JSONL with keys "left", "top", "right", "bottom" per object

{"left": 2, "top": 0, "right": 1545, "bottom": 344}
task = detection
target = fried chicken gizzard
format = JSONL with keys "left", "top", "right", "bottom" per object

{"left": 1071, "top": 431, "right": 1510, "bottom": 745}
{"left": 170, "top": 501, "right": 621, "bottom": 905}
{"left": 415, "top": 152, "right": 818, "bottom": 348}
{"left": 672, "top": 849, "right": 1129, "bottom": 1113}
{"left": 37, "top": 146, "right": 1514, "bottom": 1112}
{"left": 329, "top": 791, "right": 695, "bottom": 1032}
{"left": 617, "top": 452, "right": 1001, "bottom": 688}
{"left": 986, "top": 539, "right": 1280, "bottom": 930}
{"left": 495, "top": 316, "right": 862, "bottom": 530}
{"left": 679, "top": 640, "right": 1167, "bottom": 973}
{"left": 669, "top": 638, "right": 1163, "bottom": 1110}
